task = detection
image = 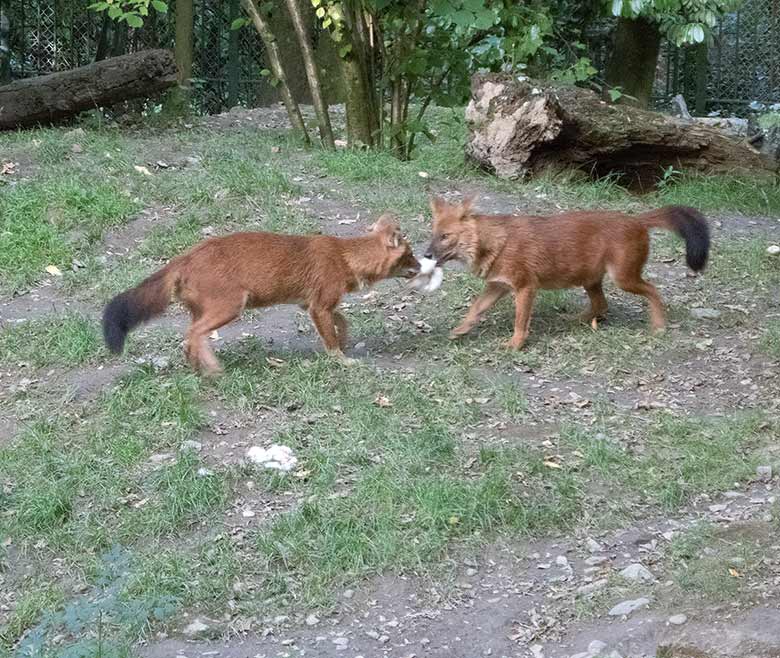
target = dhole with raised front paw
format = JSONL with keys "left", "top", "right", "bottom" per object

{"left": 424, "top": 196, "right": 709, "bottom": 349}
{"left": 102, "top": 215, "right": 420, "bottom": 374}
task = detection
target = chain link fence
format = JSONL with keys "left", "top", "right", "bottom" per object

{"left": 655, "top": 0, "right": 780, "bottom": 113}
{"left": 1, "top": 0, "right": 777, "bottom": 116}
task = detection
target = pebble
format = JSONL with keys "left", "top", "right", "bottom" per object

{"left": 180, "top": 440, "right": 203, "bottom": 452}
{"left": 585, "top": 555, "right": 608, "bottom": 566}
{"left": 466, "top": 568, "right": 478, "bottom": 576}
{"left": 757, "top": 465, "right": 773, "bottom": 482}
{"left": 182, "top": 619, "right": 210, "bottom": 637}
{"left": 586, "top": 538, "right": 603, "bottom": 553}
{"left": 608, "top": 597, "right": 650, "bottom": 617}
{"left": 378, "top": 634, "right": 390, "bottom": 644}
{"left": 305, "top": 614, "right": 320, "bottom": 626}
{"left": 530, "top": 645, "right": 544, "bottom": 658}
{"left": 555, "top": 555, "right": 570, "bottom": 568}
{"left": 767, "top": 245, "right": 780, "bottom": 255}
{"left": 332, "top": 636, "right": 348, "bottom": 648}
{"left": 669, "top": 614, "right": 688, "bottom": 625}
{"left": 343, "top": 589, "right": 355, "bottom": 599}
{"left": 709, "top": 503, "right": 728, "bottom": 512}
{"left": 577, "top": 578, "right": 608, "bottom": 597}
{"left": 690, "top": 307, "right": 721, "bottom": 320}
{"left": 619, "top": 563, "right": 654, "bottom": 583}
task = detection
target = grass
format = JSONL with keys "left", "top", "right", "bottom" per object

{"left": 0, "top": 175, "right": 138, "bottom": 293}
{"left": 2, "top": 109, "right": 780, "bottom": 655}
{"left": 0, "top": 314, "right": 103, "bottom": 367}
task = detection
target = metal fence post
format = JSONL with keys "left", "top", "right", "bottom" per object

{"left": 227, "top": 0, "right": 240, "bottom": 107}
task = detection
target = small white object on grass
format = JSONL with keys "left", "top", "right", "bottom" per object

{"left": 247, "top": 444, "right": 298, "bottom": 472}
{"left": 768, "top": 244, "right": 780, "bottom": 256}
{"left": 410, "top": 257, "right": 444, "bottom": 293}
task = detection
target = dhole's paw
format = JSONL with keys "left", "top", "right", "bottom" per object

{"left": 201, "top": 365, "right": 224, "bottom": 379}
{"left": 448, "top": 325, "right": 472, "bottom": 340}
{"left": 329, "top": 351, "right": 359, "bottom": 367}
{"left": 501, "top": 338, "right": 526, "bottom": 351}
{"left": 651, "top": 324, "right": 667, "bottom": 335}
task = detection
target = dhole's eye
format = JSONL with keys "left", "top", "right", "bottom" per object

{"left": 441, "top": 233, "right": 450, "bottom": 240}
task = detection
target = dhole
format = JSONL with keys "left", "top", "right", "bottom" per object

{"left": 102, "top": 215, "right": 420, "bottom": 374}
{"left": 424, "top": 197, "right": 709, "bottom": 349}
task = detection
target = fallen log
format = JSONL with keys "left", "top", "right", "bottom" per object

{"left": 465, "top": 73, "right": 777, "bottom": 189}
{"left": 0, "top": 49, "right": 178, "bottom": 130}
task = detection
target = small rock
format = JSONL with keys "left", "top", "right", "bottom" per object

{"left": 71, "top": 143, "right": 83, "bottom": 154}
{"left": 757, "top": 465, "right": 773, "bottom": 482}
{"left": 466, "top": 568, "right": 478, "bottom": 576}
{"left": 180, "top": 440, "right": 202, "bottom": 452}
{"left": 378, "top": 635, "right": 390, "bottom": 644}
{"left": 767, "top": 245, "right": 780, "bottom": 256}
{"left": 332, "top": 637, "right": 348, "bottom": 648}
{"left": 619, "top": 563, "right": 654, "bottom": 583}
{"left": 342, "top": 588, "right": 355, "bottom": 599}
{"left": 182, "top": 619, "right": 210, "bottom": 637}
{"left": 555, "top": 555, "right": 570, "bottom": 568}
{"left": 305, "top": 614, "right": 320, "bottom": 626}
{"left": 241, "top": 509, "right": 255, "bottom": 518}
{"left": 197, "top": 467, "right": 213, "bottom": 477}
{"left": 151, "top": 355, "right": 170, "bottom": 370}
{"left": 530, "top": 645, "right": 544, "bottom": 658}
{"left": 586, "top": 538, "right": 603, "bottom": 553}
{"left": 577, "top": 578, "right": 608, "bottom": 597}
{"left": 668, "top": 614, "right": 688, "bottom": 625}
{"left": 690, "top": 307, "right": 721, "bottom": 320}
{"left": 709, "top": 503, "right": 728, "bottom": 512}
{"left": 585, "top": 555, "right": 608, "bottom": 566}
{"left": 608, "top": 597, "right": 650, "bottom": 617}
{"left": 588, "top": 641, "right": 607, "bottom": 654}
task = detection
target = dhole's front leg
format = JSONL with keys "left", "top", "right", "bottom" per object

{"left": 503, "top": 287, "right": 537, "bottom": 350}
{"left": 450, "top": 282, "right": 509, "bottom": 339}
{"left": 309, "top": 306, "right": 357, "bottom": 365}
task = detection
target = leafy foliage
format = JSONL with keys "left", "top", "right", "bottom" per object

{"left": 608, "top": 0, "right": 743, "bottom": 45}
{"left": 89, "top": 0, "right": 168, "bottom": 28}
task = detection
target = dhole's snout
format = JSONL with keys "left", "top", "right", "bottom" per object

{"left": 402, "top": 256, "right": 422, "bottom": 278}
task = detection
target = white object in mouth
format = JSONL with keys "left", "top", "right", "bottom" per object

{"left": 409, "top": 264, "right": 444, "bottom": 293}
{"left": 419, "top": 257, "right": 437, "bottom": 275}
{"left": 423, "top": 266, "right": 444, "bottom": 292}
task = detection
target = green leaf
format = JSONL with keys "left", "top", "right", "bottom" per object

{"left": 126, "top": 13, "right": 144, "bottom": 28}
{"left": 316, "top": 6, "right": 326, "bottom": 18}
{"left": 230, "top": 17, "right": 248, "bottom": 30}
{"left": 88, "top": 2, "right": 110, "bottom": 11}
{"left": 108, "top": 4, "right": 122, "bottom": 19}
{"left": 608, "top": 88, "right": 623, "bottom": 102}
{"left": 151, "top": 0, "right": 168, "bottom": 13}
{"left": 259, "top": 68, "right": 271, "bottom": 77}
{"left": 338, "top": 43, "right": 352, "bottom": 58}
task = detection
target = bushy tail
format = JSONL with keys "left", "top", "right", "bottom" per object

{"left": 637, "top": 205, "right": 710, "bottom": 272}
{"left": 102, "top": 261, "right": 180, "bottom": 354}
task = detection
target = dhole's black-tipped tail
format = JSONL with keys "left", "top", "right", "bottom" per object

{"left": 637, "top": 205, "right": 710, "bottom": 272}
{"left": 102, "top": 264, "right": 178, "bottom": 354}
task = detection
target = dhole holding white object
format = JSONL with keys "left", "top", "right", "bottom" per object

{"left": 410, "top": 257, "right": 444, "bottom": 293}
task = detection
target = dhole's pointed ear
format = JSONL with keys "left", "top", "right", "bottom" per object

{"left": 429, "top": 196, "right": 447, "bottom": 216}
{"left": 372, "top": 213, "right": 402, "bottom": 248}
{"left": 460, "top": 194, "right": 476, "bottom": 218}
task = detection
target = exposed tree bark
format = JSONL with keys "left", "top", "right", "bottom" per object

{"left": 0, "top": 8, "right": 10, "bottom": 84}
{"left": 241, "top": 0, "right": 310, "bottom": 144}
{"left": 605, "top": 17, "right": 662, "bottom": 109}
{"left": 0, "top": 50, "right": 178, "bottom": 130}
{"left": 465, "top": 74, "right": 777, "bottom": 190}
{"left": 340, "top": 4, "right": 377, "bottom": 147}
{"left": 168, "top": 0, "right": 194, "bottom": 113}
{"left": 284, "top": 0, "right": 335, "bottom": 148}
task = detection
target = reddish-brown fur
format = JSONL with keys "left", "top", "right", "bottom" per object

{"left": 424, "top": 196, "right": 710, "bottom": 349}
{"left": 103, "top": 215, "right": 420, "bottom": 373}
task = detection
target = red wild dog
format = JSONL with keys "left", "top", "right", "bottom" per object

{"left": 102, "top": 215, "right": 420, "bottom": 374}
{"left": 424, "top": 196, "right": 710, "bottom": 349}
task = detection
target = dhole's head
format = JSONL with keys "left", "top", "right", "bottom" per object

{"left": 424, "top": 196, "right": 475, "bottom": 264}
{"left": 371, "top": 214, "right": 420, "bottom": 279}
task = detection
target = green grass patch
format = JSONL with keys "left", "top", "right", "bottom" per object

{"left": 0, "top": 176, "right": 138, "bottom": 293}
{"left": 760, "top": 320, "right": 780, "bottom": 358}
{"left": 654, "top": 174, "right": 780, "bottom": 217}
{"left": 0, "top": 314, "right": 102, "bottom": 367}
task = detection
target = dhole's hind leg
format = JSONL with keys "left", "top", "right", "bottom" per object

{"left": 580, "top": 281, "right": 608, "bottom": 323}
{"left": 333, "top": 310, "right": 348, "bottom": 351}
{"left": 615, "top": 277, "right": 666, "bottom": 332}
{"left": 185, "top": 297, "right": 245, "bottom": 376}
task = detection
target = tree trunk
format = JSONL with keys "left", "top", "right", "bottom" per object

{"left": 605, "top": 17, "right": 662, "bottom": 109}
{"left": 167, "top": 0, "right": 194, "bottom": 114}
{"left": 0, "top": 50, "right": 178, "bottom": 130}
{"left": 0, "top": 8, "right": 10, "bottom": 84}
{"left": 341, "top": 5, "right": 377, "bottom": 147}
{"left": 241, "top": 0, "right": 310, "bottom": 144}
{"left": 284, "top": 0, "right": 335, "bottom": 148}
{"left": 465, "top": 74, "right": 777, "bottom": 190}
